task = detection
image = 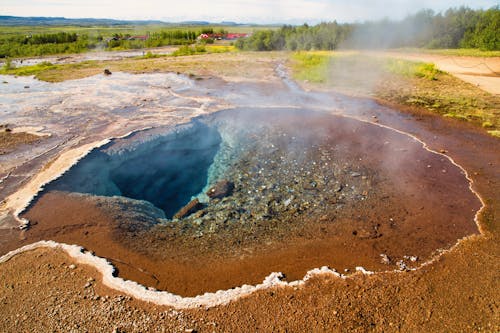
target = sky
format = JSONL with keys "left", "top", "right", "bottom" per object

{"left": 2, "top": 0, "right": 499, "bottom": 24}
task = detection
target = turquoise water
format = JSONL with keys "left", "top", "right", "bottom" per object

{"left": 47, "top": 120, "right": 221, "bottom": 218}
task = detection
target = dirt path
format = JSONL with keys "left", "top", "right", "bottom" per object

{"left": 378, "top": 51, "right": 500, "bottom": 95}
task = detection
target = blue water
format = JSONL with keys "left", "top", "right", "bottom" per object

{"left": 46, "top": 120, "right": 221, "bottom": 218}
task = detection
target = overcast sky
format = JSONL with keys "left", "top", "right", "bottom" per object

{"left": 2, "top": 0, "right": 499, "bottom": 24}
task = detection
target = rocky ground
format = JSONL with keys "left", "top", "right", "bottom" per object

{"left": 0, "top": 52, "right": 498, "bottom": 331}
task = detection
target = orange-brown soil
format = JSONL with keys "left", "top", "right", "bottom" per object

{"left": 1, "top": 110, "right": 481, "bottom": 299}
{"left": 0, "top": 80, "right": 498, "bottom": 332}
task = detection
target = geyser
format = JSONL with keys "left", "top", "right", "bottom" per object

{"left": 46, "top": 121, "right": 221, "bottom": 218}
{"left": 23, "top": 108, "right": 480, "bottom": 296}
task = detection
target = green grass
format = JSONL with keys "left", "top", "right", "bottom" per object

{"left": 205, "top": 45, "right": 237, "bottom": 53}
{"left": 171, "top": 45, "right": 207, "bottom": 56}
{"left": 385, "top": 59, "right": 441, "bottom": 80}
{"left": 487, "top": 130, "right": 500, "bottom": 137}
{"left": 0, "top": 61, "right": 57, "bottom": 76}
{"left": 171, "top": 44, "right": 236, "bottom": 57}
{"left": 291, "top": 51, "right": 441, "bottom": 83}
{"left": 290, "top": 51, "right": 500, "bottom": 137}
{"left": 136, "top": 51, "right": 162, "bottom": 59}
{"left": 395, "top": 48, "right": 500, "bottom": 57}
{"left": 0, "top": 24, "right": 264, "bottom": 38}
{"left": 0, "top": 24, "right": 270, "bottom": 58}
{"left": 291, "top": 51, "right": 333, "bottom": 83}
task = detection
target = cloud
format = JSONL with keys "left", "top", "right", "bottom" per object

{"left": 1, "top": 0, "right": 498, "bottom": 23}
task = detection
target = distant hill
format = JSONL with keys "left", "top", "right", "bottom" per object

{"left": 0, "top": 16, "right": 166, "bottom": 26}
{"left": 0, "top": 16, "right": 266, "bottom": 27}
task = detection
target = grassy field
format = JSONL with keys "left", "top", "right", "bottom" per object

{"left": 291, "top": 51, "right": 500, "bottom": 137}
{"left": 394, "top": 48, "right": 500, "bottom": 57}
{"left": 0, "top": 24, "right": 273, "bottom": 58}
{"left": 0, "top": 25, "right": 268, "bottom": 36}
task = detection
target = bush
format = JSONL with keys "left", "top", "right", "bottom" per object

{"left": 3, "top": 58, "right": 15, "bottom": 70}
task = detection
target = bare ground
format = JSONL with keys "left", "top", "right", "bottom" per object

{"left": 0, "top": 52, "right": 499, "bottom": 332}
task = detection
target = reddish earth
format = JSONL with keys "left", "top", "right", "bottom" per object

{"left": 1, "top": 110, "right": 481, "bottom": 297}
{"left": 0, "top": 85, "right": 498, "bottom": 332}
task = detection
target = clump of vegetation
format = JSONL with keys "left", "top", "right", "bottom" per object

{"left": 205, "top": 45, "right": 236, "bottom": 53}
{"left": 0, "top": 61, "right": 56, "bottom": 76}
{"left": 171, "top": 45, "right": 206, "bottom": 56}
{"left": 138, "top": 51, "right": 161, "bottom": 59}
{"left": 385, "top": 59, "right": 441, "bottom": 80}
{"left": 3, "top": 58, "right": 14, "bottom": 70}
{"left": 487, "top": 130, "right": 500, "bottom": 138}
{"left": 291, "top": 52, "right": 332, "bottom": 83}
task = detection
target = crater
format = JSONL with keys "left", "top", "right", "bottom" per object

{"left": 17, "top": 108, "right": 480, "bottom": 297}
{"left": 45, "top": 121, "right": 222, "bottom": 219}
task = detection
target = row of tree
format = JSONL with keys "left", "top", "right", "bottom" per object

{"left": 0, "top": 7, "right": 497, "bottom": 57}
{"left": 236, "top": 6, "right": 499, "bottom": 51}
{"left": 0, "top": 28, "right": 225, "bottom": 57}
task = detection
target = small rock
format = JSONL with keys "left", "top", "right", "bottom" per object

{"left": 380, "top": 253, "right": 391, "bottom": 265}
{"left": 206, "top": 180, "right": 234, "bottom": 199}
{"left": 68, "top": 264, "right": 76, "bottom": 269}
{"left": 396, "top": 260, "right": 408, "bottom": 271}
{"left": 173, "top": 198, "right": 203, "bottom": 219}
{"left": 404, "top": 255, "right": 418, "bottom": 262}
{"left": 24, "top": 85, "right": 30, "bottom": 89}
{"left": 104, "top": 69, "right": 112, "bottom": 76}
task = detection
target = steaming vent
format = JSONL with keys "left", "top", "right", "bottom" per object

{"left": 26, "top": 107, "right": 479, "bottom": 296}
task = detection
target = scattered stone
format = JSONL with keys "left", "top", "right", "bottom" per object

{"left": 206, "top": 180, "right": 234, "bottom": 199}
{"left": 18, "top": 221, "right": 30, "bottom": 230}
{"left": 396, "top": 260, "right": 408, "bottom": 271}
{"left": 173, "top": 198, "right": 204, "bottom": 219}
{"left": 351, "top": 172, "right": 361, "bottom": 177}
{"left": 84, "top": 282, "right": 92, "bottom": 288}
{"left": 24, "top": 85, "right": 30, "bottom": 89}
{"left": 68, "top": 264, "right": 76, "bottom": 270}
{"left": 404, "top": 255, "right": 418, "bottom": 262}
{"left": 380, "top": 253, "right": 391, "bottom": 265}
{"left": 104, "top": 69, "right": 112, "bottom": 76}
